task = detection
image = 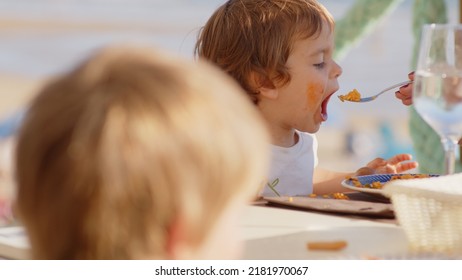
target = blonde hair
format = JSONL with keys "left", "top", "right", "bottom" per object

{"left": 195, "top": 0, "right": 334, "bottom": 104}
{"left": 15, "top": 46, "right": 269, "bottom": 259}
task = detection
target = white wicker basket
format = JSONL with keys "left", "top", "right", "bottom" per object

{"left": 383, "top": 173, "right": 462, "bottom": 254}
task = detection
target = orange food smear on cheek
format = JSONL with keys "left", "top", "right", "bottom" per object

{"left": 306, "top": 83, "right": 323, "bottom": 109}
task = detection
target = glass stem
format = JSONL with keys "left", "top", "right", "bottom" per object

{"left": 441, "top": 136, "right": 458, "bottom": 175}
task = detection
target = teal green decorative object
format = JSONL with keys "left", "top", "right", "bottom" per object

{"left": 334, "top": 0, "right": 404, "bottom": 60}
{"left": 411, "top": 0, "right": 448, "bottom": 67}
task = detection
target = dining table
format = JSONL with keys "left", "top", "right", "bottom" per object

{"left": 240, "top": 197, "right": 411, "bottom": 260}
{"left": 0, "top": 191, "right": 449, "bottom": 260}
{"left": 0, "top": 192, "right": 405, "bottom": 260}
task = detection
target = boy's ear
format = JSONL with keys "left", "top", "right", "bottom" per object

{"left": 250, "top": 71, "right": 278, "bottom": 100}
{"left": 259, "top": 86, "right": 278, "bottom": 100}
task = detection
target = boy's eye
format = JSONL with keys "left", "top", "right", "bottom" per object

{"left": 313, "top": 62, "right": 325, "bottom": 69}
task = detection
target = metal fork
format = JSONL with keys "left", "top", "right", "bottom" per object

{"left": 338, "top": 80, "right": 413, "bottom": 103}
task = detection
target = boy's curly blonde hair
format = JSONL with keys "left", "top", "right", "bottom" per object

{"left": 15, "top": 46, "right": 269, "bottom": 259}
{"left": 195, "top": 0, "right": 334, "bottom": 104}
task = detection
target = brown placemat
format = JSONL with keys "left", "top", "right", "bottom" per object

{"left": 264, "top": 195, "right": 394, "bottom": 218}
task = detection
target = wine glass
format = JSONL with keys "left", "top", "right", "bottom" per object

{"left": 413, "top": 24, "right": 462, "bottom": 175}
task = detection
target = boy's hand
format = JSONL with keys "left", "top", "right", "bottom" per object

{"left": 355, "top": 153, "right": 418, "bottom": 176}
{"left": 395, "top": 71, "right": 414, "bottom": 106}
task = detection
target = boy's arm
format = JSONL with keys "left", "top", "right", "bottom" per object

{"left": 313, "top": 153, "right": 418, "bottom": 195}
{"left": 312, "top": 166, "right": 352, "bottom": 195}
{"left": 312, "top": 166, "right": 375, "bottom": 194}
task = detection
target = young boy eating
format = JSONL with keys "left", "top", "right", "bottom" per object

{"left": 195, "top": 0, "right": 417, "bottom": 196}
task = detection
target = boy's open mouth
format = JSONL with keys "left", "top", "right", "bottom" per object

{"left": 321, "top": 93, "right": 333, "bottom": 121}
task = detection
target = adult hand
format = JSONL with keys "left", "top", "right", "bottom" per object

{"left": 395, "top": 71, "right": 414, "bottom": 106}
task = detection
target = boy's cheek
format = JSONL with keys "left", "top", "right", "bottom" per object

{"left": 305, "top": 83, "right": 323, "bottom": 108}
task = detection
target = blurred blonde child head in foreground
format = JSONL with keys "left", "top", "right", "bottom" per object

{"left": 14, "top": 46, "right": 270, "bottom": 259}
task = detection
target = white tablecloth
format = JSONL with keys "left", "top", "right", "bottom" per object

{"left": 241, "top": 205, "right": 409, "bottom": 259}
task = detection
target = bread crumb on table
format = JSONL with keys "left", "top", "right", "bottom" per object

{"left": 307, "top": 240, "right": 348, "bottom": 251}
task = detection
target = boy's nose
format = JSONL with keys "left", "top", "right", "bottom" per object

{"left": 332, "top": 61, "right": 342, "bottom": 78}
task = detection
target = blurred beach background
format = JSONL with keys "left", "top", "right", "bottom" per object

{"left": 0, "top": 0, "right": 459, "bottom": 172}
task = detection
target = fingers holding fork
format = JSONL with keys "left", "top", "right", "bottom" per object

{"left": 395, "top": 71, "right": 414, "bottom": 106}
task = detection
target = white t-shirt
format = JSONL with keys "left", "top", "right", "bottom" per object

{"left": 261, "top": 131, "right": 318, "bottom": 197}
